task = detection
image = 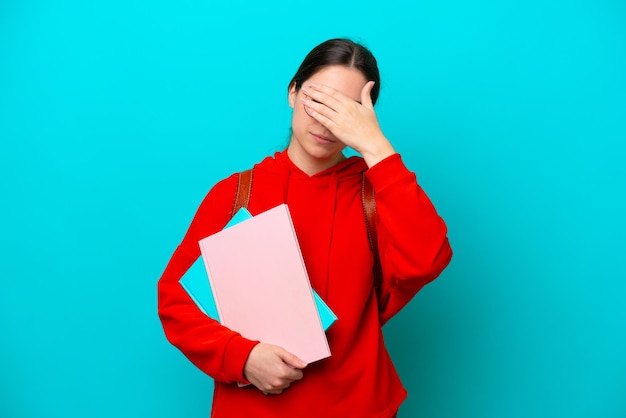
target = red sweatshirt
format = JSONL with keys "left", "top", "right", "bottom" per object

{"left": 158, "top": 151, "right": 452, "bottom": 417}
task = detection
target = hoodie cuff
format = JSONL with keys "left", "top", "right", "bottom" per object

{"left": 223, "top": 336, "right": 260, "bottom": 384}
{"left": 365, "top": 153, "right": 413, "bottom": 191}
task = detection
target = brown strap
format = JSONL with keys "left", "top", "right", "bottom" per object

{"left": 232, "top": 169, "right": 253, "bottom": 217}
{"left": 362, "top": 174, "right": 382, "bottom": 297}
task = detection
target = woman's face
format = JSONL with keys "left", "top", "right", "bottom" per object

{"left": 287, "top": 65, "right": 368, "bottom": 174}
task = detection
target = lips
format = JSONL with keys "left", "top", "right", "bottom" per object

{"left": 311, "top": 133, "right": 334, "bottom": 144}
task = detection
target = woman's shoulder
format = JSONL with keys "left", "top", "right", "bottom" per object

{"left": 209, "top": 171, "right": 240, "bottom": 196}
{"left": 205, "top": 151, "right": 282, "bottom": 202}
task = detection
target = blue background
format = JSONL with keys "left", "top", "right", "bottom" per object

{"left": 1, "top": 0, "right": 625, "bottom": 417}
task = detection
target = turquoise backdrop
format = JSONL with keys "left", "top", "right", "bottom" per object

{"left": 1, "top": 0, "right": 625, "bottom": 417}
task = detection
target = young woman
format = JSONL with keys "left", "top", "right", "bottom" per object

{"left": 158, "top": 38, "right": 452, "bottom": 417}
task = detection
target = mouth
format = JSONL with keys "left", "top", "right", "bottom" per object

{"left": 311, "top": 133, "right": 335, "bottom": 144}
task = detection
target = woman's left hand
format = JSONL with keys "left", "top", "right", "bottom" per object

{"left": 300, "top": 81, "right": 396, "bottom": 167}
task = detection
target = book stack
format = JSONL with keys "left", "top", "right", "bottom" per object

{"left": 180, "top": 204, "right": 335, "bottom": 364}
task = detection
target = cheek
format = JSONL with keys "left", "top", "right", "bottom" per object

{"left": 290, "top": 107, "right": 306, "bottom": 132}
{"left": 292, "top": 104, "right": 312, "bottom": 127}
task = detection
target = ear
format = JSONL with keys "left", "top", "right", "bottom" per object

{"left": 288, "top": 81, "right": 297, "bottom": 109}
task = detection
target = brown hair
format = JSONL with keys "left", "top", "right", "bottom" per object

{"left": 289, "top": 39, "right": 381, "bottom": 105}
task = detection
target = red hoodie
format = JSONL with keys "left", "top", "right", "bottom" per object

{"left": 158, "top": 151, "right": 452, "bottom": 417}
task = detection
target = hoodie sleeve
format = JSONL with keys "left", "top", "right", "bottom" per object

{"left": 157, "top": 174, "right": 260, "bottom": 383}
{"left": 365, "top": 153, "right": 453, "bottom": 325}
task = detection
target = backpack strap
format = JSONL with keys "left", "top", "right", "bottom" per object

{"left": 232, "top": 169, "right": 253, "bottom": 217}
{"left": 233, "top": 169, "right": 382, "bottom": 298}
{"left": 361, "top": 174, "right": 382, "bottom": 299}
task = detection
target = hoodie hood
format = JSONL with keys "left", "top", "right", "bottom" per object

{"left": 254, "top": 149, "right": 368, "bottom": 209}
{"left": 256, "top": 149, "right": 368, "bottom": 180}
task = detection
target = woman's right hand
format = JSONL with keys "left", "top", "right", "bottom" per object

{"left": 243, "top": 343, "right": 308, "bottom": 394}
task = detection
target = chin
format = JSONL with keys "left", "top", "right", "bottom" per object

{"left": 308, "top": 146, "right": 343, "bottom": 161}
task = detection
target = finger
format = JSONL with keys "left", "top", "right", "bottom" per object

{"left": 264, "top": 388, "right": 283, "bottom": 395}
{"left": 301, "top": 85, "right": 344, "bottom": 113}
{"left": 263, "top": 374, "right": 295, "bottom": 394}
{"left": 300, "top": 95, "right": 336, "bottom": 120}
{"left": 277, "top": 348, "right": 307, "bottom": 369}
{"left": 300, "top": 99, "right": 337, "bottom": 131}
{"left": 361, "top": 81, "right": 375, "bottom": 109}
{"left": 287, "top": 367, "right": 304, "bottom": 381}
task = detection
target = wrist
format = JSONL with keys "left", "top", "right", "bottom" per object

{"left": 360, "top": 137, "right": 396, "bottom": 168}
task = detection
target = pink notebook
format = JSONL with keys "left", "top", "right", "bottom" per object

{"left": 198, "top": 204, "right": 331, "bottom": 364}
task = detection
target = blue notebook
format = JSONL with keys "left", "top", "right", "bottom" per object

{"left": 180, "top": 208, "right": 337, "bottom": 330}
